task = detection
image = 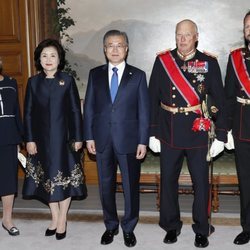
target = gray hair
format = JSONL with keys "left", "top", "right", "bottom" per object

{"left": 103, "top": 30, "right": 129, "bottom": 47}
{"left": 175, "top": 19, "right": 199, "bottom": 34}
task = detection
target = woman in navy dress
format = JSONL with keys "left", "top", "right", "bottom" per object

{"left": 0, "top": 57, "right": 22, "bottom": 236}
{"left": 22, "top": 39, "right": 87, "bottom": 240}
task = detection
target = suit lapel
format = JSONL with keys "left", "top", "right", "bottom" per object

{"left": 99, "top": 65, "right": 111, "bottom": 101}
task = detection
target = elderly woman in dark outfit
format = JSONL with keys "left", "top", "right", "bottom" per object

{"left": 0, "top": 57, "right": 23, "bottom": 236}
{"left": 22, "top": 39, "right": 87, "bottom": 240}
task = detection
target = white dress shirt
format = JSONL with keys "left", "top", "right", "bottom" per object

{"left": 108, "top": 61, "right": 126, "bottom": 88}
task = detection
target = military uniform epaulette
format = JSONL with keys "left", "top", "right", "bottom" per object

{"left": 156, "top": 48, "right": 171, "bottom": 56}
{"left": 230, "top": 46, "right": 244, "bottom": 53}
{"left": 203, "top": 50, "right": 218, "bottom": 59}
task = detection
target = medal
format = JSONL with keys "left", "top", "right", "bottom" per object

{"left": 197, "top": 83, "right": 205, "bottom": 94}
{"left": 196, "top": 74, "right": 205, "bottom": 82}
{"left": 177, "top": 49, "right": 196, "bottom": 72}
{"left": 188, "top": 61, "right": 208, "bottom": 73}
{"left": 181, "top": 62, "right": 188, "bottom": 72}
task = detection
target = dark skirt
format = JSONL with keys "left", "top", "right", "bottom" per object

{"left": 0, "top": 145, "right": 18, "bottom": 196}
{"left": 22, "top": 145, "right": 87, "bottom": 203}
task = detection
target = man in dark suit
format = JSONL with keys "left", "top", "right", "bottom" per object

{"left": 83, "top": 30, "right": 149, "bottom": 247}
{"left": 149, "top": 19, "right": 227, "bottom": 248}
{"left": 224, "top": 10, "right": 250, "bottom": 245}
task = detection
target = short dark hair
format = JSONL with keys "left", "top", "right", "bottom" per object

{"left": 34, "top": 39, "right": 66, "bottom": 71}
{"left": 103, "top": 30, "right": 129, "bottom": 47}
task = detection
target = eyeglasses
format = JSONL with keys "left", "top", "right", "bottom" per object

{"left": 105, "top": 44, "right": 127, "bottom": 50}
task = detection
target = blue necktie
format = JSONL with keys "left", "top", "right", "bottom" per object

{"left": 110, "top": 67, "right": 118, "bottom": 103}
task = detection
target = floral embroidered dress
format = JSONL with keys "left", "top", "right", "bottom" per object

{"left": 22, "top": 71, "right": 87, "bottom": 202}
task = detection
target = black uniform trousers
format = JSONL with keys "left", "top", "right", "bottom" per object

{"left": 96, "top": 138, "right": 141, "bottom": 233}
{"left": 159, "top": 143, "right": 210, "bottom": 236}
{"left": 234, "top": 139, "right": 250, "bottom": 232}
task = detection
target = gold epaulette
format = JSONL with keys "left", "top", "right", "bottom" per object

{"left": 156, "top": 48, "right": 171, "bottom": 56}
{"left": 203, "top": 50, "right": 218, "bottom": 59}
{"left": 230, "top": 46, "right": 244, "bottom": 53}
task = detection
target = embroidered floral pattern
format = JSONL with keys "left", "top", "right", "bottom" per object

{"left": 25, "top": 157, "right": 44, "bottom": 185}
{"left": 25, "top": 158, "right": 84, "bottom": 194}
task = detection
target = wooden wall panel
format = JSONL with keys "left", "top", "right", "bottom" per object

{"left": 0, "top": 0, "right": 20, "bottom": 42}
{"left": 0, "top": 52, "right": 22, "bottom": 75}
{"left": 0, "top": 0, "right": 29, "bottom": 116}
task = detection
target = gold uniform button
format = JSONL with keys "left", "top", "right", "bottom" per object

{"left": 172, "top": 103, "right": 176, "bottom": 106}
{"left": 185, "top": 112, "right": 189, "bottom": 116}
{"left": 172, "top": 95, "right": 176, "bottom": 98}
{"left": 193, "top": 80, "right": 196, "bottom": 83}
{"left": 172, "top": 86, "right": 176, "bottom": 90}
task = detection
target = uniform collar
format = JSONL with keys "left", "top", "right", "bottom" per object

{"left": 177, "top": 49, "right": 196, "bottom": 61}
{"left": 243, "top": 46, "right": 250, "bottom": 60}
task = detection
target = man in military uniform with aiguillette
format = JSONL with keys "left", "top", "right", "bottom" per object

{"left": 149, "top": 19, "right": 227, "bottom": 248}
{"left": 224, "top": 10, "right": 250, "bottom": 246}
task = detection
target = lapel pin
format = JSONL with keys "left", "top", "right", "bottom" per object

{"left": 59, "top": 80, "right": 65, "bottom": 86}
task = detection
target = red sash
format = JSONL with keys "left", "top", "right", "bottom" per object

{"left": 159, "top": 51, "right": 200, "bottom": 113}
{"left": 231, "top": 49, "right": 250, "bottom": 97}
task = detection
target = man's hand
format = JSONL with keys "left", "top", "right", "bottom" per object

{"left": 149, "top": 136, "right": 161, "bottom": 153}
{"left": 225, "top": 130, "right": 234, "bottom": 150}
{"left": 86, "top": 140, "right": 96, "bottom": 155}
{"left": 136, "top": 144, "right": 147, "bottom": 159}
{"left": 209, "top": 139, "right": 224, "bottom": 158}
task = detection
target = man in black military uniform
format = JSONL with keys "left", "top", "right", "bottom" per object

{"left": 224, "top": 10, "right": 250, "bottom": 246}
{"left": 149, "top": 19, "right": 227, "bottom": 248}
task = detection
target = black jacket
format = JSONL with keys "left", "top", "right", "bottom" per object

{"left": 149, "top": 48, "right": 227, "bottom": 149}
{"left": 225, "top": 47, "right": 250, "bottom": 141}
{"left": 0, "top": 75, "right": 23, "bottom": 145}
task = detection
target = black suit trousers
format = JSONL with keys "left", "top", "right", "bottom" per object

{"left": 159, "top": 143, "right": 210, "bottom": 235}
{"left": 235, "top": 139, "right": 250, "bottom": 232}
